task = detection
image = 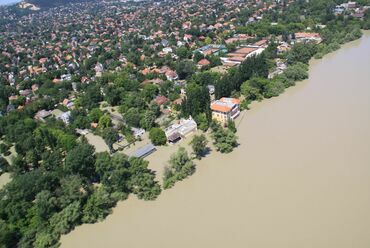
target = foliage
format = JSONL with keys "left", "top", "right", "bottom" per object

{"left": 64, "top": 141, "right": 96, "bottom": 181}
{"left": 181, "top": 83, "right": 211, "bottom": 122}
{"left": 163, "top": 147, "right": 196, "bottom": 189}
{"left": 282, "top": 62, "right": 309, "bottom": 82}
{"left": 98, "top": 114, "right": 112, "bottom": 129}
{"left": 176, "top": 60, "right": 196, "bottom": 80}
{"left": 102, "top": 127, "right": 119, "bottom": 153}
{"left": 82, "top": 187, "right": 115, "bottom": 223}
{"left": 190, "top": 134, "right": 208, "bottom": 159}
{"left": 149, "top": 128, "right": 167, "bottom": 146}
{"left": 211, "top": 123, "right": 238, "bottom": 153}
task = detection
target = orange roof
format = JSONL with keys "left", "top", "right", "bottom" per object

{"left": 198, "top": 59, "right": 210, "bottom": 66}
{"left": 211, "top": 98, "right": 240, "bottom": 113}
{"left": 211, "top": 102, "right": 232, "bottom": 113}
{"left": 254, "top": 39, "right": 268, "bottom": 46}
{"left": 295, "top": 32, "right": 321, "bottom": 38}
{"left": 233, "top": 47, "right": 257, "bottom": 55}
{"left": 220, "top": 97, "right": 240, "bottom": 105}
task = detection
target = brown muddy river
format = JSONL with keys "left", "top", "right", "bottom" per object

{"left": 61, "top": 31, "right": 370, "bottom": 248}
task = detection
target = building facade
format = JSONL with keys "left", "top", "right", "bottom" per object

{"left": 211, "top": 97, "right": 240, "bottom": 124}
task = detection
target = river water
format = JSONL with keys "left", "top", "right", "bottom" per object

{"left": 61, "top": 31, "right": 370, "bottom": 248}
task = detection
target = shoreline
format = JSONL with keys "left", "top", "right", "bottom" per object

{"left": 61, "top": 30, "right": 370, "bottom": 248}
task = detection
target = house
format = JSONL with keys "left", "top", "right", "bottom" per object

{"left": 294, "top": 32, "right": 322, "bottom": 44}
{"left": 277, "top": 42, "right": 291, "bottom": 54}
{"left": 94, "top": 62, "right": 104, "bottom": 77}
{"left": 225, "top": 34, "right": 253, "bottom": 44}
{"left": 184, "top": 34, "right": 193, "bottom": 42}
{"left": 161, "top": 39, "right": 169, "bottom": 47}
{"left": 6, "top": 104, "right": 15, "bottom": 113}
{"left": 155, "top": 95, "right": 169, "bottom": 105}
{"left": 19, "top": 89, "right": 32, "bottom": 98}
{"left": 221, "top": 46, "right": 264, "bottom": 66}
{"left": 194, "top": 44, "right": 227, "bottom": 56}
{"left": 253, "top": 39, "right": 268, "bottom": 47}
{"left": 61, "top": 74, "right": 72, "bottom": 81}
{"left": 131, "top": 127, "right": 145, "bottom": 139}
{"left": 62, "top": 98, "right": 74, "bottom": 108}
{"left": 56, "top": 111, "right": 72, "bottom": 124}
{"left": 31, "top": 84, "right": 39, "bottom": 92}
{"left": 162, "top": 47, "right": 173, "bottom": 54}
{"left": 165, "top": 70, "right": 178, "bottom": 81}
{"left": 164, "top": 117, "right": 197, "bottom": 143}
{"left": 34, "top": 109, "right": 52, "bottom": 122}
{"left": 197, "top": 58, "right": 210, "bottom": 69}
{"left": 141, "top": 78, "right": 164, "bottom": 86}
{"left": 210, "top": 97, "right": 240, "bottom": 124}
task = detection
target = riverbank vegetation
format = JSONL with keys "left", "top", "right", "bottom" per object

{"left": 211, "top": 122, "right": 238, "bottom": 154}
{"left": 0, "top": 138, "right": 161, "bottom": 247}
{"left": 163, "top": 147, "right": 196, "bottom": 189}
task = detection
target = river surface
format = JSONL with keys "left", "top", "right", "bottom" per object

{"left": 61, "top": 31, "right": 370, "bottom": 248}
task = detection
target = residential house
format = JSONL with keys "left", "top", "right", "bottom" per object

{"left": 131, "top": 127, "right": 145, "bottom": 139}
{"left": 164, "top": 117, "right": 198, "bottom": 143}
{"left": 34, "top": 109, "right": 52, "bottom": 122}
{"left": 155, "top": 95, "right": 169, "bottom": 105}
{"left": 56, "top": 111, "right": 72, "bottom": 124}
{"left": 165, "top": 70, "right": 179, "bottom": 81}
{"left": 294, "top": 32, "right": 322, "bottom": 44}
{"left": 210, "top": 97, "right": 240, "bottom": 124}
{"left": 197, "top": 58, "right": 210, "bottom": 69}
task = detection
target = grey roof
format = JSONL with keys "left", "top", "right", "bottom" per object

{"left": 131, "top": 143, "right": 156, "bottom": 158}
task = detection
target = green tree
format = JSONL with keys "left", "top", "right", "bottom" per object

{"left": 283, "top": 62, "right": 309, "bottom": 81}
{"left": 176, "top": 60, "right": 196, "bottom": 80}
{"left": 49, "top": 201, "right": 81, "bottom": 235}
{"left": 98, "top": 114, "right": 112, "bottom": 129}
{"left": 149, "top": 128, "right": 167, "bottom": 146}
{"left": 181, "top": 83, "right": 211, "bottom": 122}
{"left": 82, "top": 187, "right": 115, "bottom": 223}
{"left": 227, "top": 120, "right": 237, "bottom": 133}
{"left": 34, "top": 190, "right": 58, "bottom": 221}
{"left": 58, "top": 175, "right": 86, "bottom": 209}
{"left": 127, "top": 157, "right": 161, "bottom": 200}
{"left": 212, "top": 124, "right": 238, "bottom": 153}
{"left": 88, "top": 108, "right": 104, "bottom": 123}
{"left": 102, "top": 127, "right": 119, "bottom": 153}
{"left": 163, "top": 147, "right": 196, "bottom": 189}
{"left": 190, "top": 134, "right": 208, "bottom": 159}
{"left": 64, "top": 142, "right": 96, "bottom": 180}
{"left": 0, "top": 156, "right": 10, "bottom": 173}
{"left": 124, "top": 108, "right": 141, "bottom": 127}
{"left": 140, "top": 110, "right": 156, "bottom": 130}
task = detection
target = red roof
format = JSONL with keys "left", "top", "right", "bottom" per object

{"left": 233, "top": 47, "right": 257, "bottom": 55}
{"left": 155, "top": 96, "right": 168, "bottom": 105}
{"left": 198, "top": 59, "right": 210, "bottom": 66}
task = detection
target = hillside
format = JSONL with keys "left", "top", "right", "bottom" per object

{"left": 24, "top": 0, "right": 91, "bottom": 8}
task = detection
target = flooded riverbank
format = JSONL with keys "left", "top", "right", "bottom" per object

{"left": 61, "top": 31, "right": 370, "bottom": 248}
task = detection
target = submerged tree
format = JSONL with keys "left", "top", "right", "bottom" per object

{"left": 163, "top": 147, "right": 196, "bottom": 189}
{"left": 190, "top": 134, "right": 208, "bottom": 159}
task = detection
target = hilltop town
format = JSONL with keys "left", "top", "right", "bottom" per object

{"left": 0, "top": 0, "right": 369, "bottom": 247}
